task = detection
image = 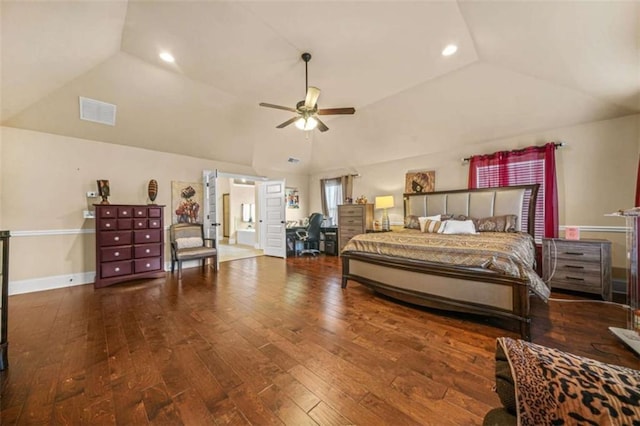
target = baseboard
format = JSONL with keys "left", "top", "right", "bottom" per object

{"left": 9, "top": 271, "right": 96, "bottom": 296}
{"left": 9, "top": 260, "right": 210, "bottom": 296}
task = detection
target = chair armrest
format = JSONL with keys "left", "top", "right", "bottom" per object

{"left": 295, "top": 230, "right": 308, "bottom": 240}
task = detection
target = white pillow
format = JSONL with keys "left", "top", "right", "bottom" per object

{"left": 176, "top": 237, "right": 203, "bottom": 249}
{"left": 442, "top": 219, "right": 477, "bottom": 235}
{"left": 418, "top": 215, "right": 441, "bottom": 232}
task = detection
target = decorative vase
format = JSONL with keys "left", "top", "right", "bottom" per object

{"left": 97, "top": 180, "right": 110, "bottom": 205}
{"left": 148, "top": 179, "right": 158, "bottom": 204}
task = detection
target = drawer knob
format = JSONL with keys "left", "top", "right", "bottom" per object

{"left": 145, "top": 249, "right": 150, "bottom": 253}
{"left": 123, "top": 212, "right": 128, "bottom": 215}
{"left": 115, "top": 267, "right": 120, "bottom": 272}
{"left": 106, "top": 211, "right": 111, "bottom": 215}
{"left": 565, "top": 265, "right": 584, "bottom": 269}
{"left": 114, "top": 252, "right": 120, "bottom": 257}
{"left": 145, "top": 234, "right": 150, "bottom": 239}
{"left": 565, "top": 252, "right": 584, "bottom": 256}
{"left": 114, "top": 236, "right": 119, "bottom": 241}
{"left": 146, "top": 263, "right": 151, "bottom": 268}
{"left": 138, "top": 212, "right": 143, "bottom": 215}
{"left": 138, "top": 222, "right": 143, "bottom": 226}
{"left": 106, "top": 223, "right": 111, "bottom": 227}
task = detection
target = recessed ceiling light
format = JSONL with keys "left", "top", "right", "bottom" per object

{"left": 159, "top": 52, "right": 175, "bottom": 63}
{"left": 442, "top": 44, "right": 458, "bottom": 57}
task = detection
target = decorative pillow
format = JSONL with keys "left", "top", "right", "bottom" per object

{"left": 418, "top": 215, "right": 441, "bottom": 232}
{"left": 442, "top": 219, "right": 477, "bottom": 234}
{"left": 442, "top": 214, "right": 468, "bottom": 221}
{"left": 175, "top": 237, "right": 203, "bottom": 249}
{"left": 474, "top": 214, "right": 518, "bottom": 232}
{"left": 404, "top": 215, "right": 421, "bottom": 230}
{"left": 421, "top": 219, "right": 445, "bottom": 233}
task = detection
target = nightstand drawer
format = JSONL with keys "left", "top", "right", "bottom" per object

{"left": 553, "top": 242, "right": 602, "bottom": 263}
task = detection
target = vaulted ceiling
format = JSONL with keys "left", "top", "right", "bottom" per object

{"left": 2, "top": 1, "right": 639, "bottom": 175}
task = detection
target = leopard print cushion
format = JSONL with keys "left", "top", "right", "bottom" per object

{"left": 497, "top": 337, "right": 640, "bottom": 426}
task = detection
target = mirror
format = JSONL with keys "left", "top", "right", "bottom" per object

{"left": 241, "top": 203, "right": 255, "bottom": 223}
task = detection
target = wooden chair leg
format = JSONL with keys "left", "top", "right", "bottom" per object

{"left": 178, "top": 260, "right": 182, "bottom": 279}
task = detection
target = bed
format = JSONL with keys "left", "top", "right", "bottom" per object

{"left": 340, "top": 185, "right": 548, "bottom": 340}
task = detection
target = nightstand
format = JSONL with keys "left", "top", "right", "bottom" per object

{"left": 542, "top": 238, "right": 612, "bottom": 301}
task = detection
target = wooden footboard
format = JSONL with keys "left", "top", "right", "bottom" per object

{"left": 341, "top": 252, "right": 532, "bottom": 340}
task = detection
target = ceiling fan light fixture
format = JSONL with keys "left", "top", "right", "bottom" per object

{"left": 295, "top": 115, "right": 318, "bottom": 131}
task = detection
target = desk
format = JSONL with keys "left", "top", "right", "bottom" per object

{"left": 286, "top": 226, "right": 338, "bottom": 256}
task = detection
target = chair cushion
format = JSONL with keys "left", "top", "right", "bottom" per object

{"left": 176, "top": 237, "right": 203, "bottom": 249}
{"left": 175, "top": 246, "right": 217, "bottom": 261}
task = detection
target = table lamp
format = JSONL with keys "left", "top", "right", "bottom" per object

{"left": 375, "top": 195, "right": 394, "bottom": 231}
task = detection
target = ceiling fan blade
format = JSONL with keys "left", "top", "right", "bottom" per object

{"left": 316, "top": 117, "right": 329, "bottom": 132}
{"left": 317, "top": 107, "right": 356, "bottom": 115}
{"left": 304, "top": 86, "right": 321, "bottom": 109}
{"left": 259, "top": 102, "right": 297, "bottom": 113}
{"left": 276, "top": 116, "right": 299, "bottom": 129}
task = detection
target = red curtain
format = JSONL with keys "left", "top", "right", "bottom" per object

{"left": 468, "top": 142, "right": 558, "bottom": 238}
{"left": 635, "top": 155, "right": 640, "bottom": 207}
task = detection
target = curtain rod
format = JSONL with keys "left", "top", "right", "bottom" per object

{"left": 461, "top": 141, "right": 565, "bottom": 163}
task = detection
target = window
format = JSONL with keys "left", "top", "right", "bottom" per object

{"left": 469, "top": 143, "right": 558, "bottom": 242}
{"left": 321, "top": 178, "right": 343, "bottom": 224}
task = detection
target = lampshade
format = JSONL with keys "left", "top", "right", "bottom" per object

{"left": 375, "top": 195, "right": 394, "bottom": 210}
{"left": 295, "top": 115, "right": 318, "bottom": 131}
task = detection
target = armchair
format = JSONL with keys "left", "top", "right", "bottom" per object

{"left": 169, "top": 223, "right": 217, "bottom": 279}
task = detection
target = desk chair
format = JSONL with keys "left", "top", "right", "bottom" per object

{"left": 296, "top": 213, "right": 323, "bottom": 256}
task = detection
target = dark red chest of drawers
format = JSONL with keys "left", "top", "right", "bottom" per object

{"left": 94, "top": 204, "right": 165, "bottom": 288}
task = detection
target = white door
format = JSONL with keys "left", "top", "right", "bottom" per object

{"left": 203, "top": 170, "right": 220, "bottom": 270}
{"left": 260, "top": 180, "right": 286, "bottom": 258}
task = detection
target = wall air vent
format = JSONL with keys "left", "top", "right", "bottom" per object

{"left": 233, "top": 178, "right": 254, "bottom": 187}
{"left": 79, "top": 96, "right": 116, "bottom": 126}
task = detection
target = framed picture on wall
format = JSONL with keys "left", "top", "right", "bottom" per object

{"left": 285, "top": 187, "right": 299, "bottom": 209}
{"left": 405, "top": 170, "right": 436, "bottom": 194}
{"left": 171, "top": 181, "right": 204, "bottom": 223}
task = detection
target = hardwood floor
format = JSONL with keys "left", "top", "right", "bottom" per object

{"left": 1, "top": 255, "right": 638, "bottom": 425}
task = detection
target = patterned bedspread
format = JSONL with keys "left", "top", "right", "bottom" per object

{"left": 342, "top": 229, "right": 550, "bottom": 300}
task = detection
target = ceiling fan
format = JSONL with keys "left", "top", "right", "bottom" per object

{"left": 259, "top": 52, "right": 355, "bottom": 132}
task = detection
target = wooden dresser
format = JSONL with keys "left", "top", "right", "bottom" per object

{"left": 542, "top": 238, "right": 612, "bottom": 301}
{"left": 94, "top": 204, "right": 165, "bottom": 288}
{"left": 338, "top": 204, "right": 374, "bottom": 253}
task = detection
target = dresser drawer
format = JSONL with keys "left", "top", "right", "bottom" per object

{"left": 339, "top": 206, "right": 364, "bottom": 217}
{"left": 99, "top": 231, "right": 132, "bottom": 247}
{"left": 100, "top": 219, "right": 117, "bottom": 231}
{"left": 148, "top": 207, "right": 162, "bottom": 218}
{"left": 117, "top": 219, "right": 132, "bottom": 230}
{"left": 133, "top": 207, "right": 148, "bottom": 218}
{"left": 134, "top": 229, "right": 161, "bottom": 244}
{"left": 101, "top": 260, "right": 132, "bottom": 278}
{"left": 99, "top": 207, "right": 118, "bottom": 218}
{"left": 134, "top": 257, "right": 161, "bottom": 273}
{"left": 148, "top": 218, "right": 161, "bottom": 228}
{"left": 118, "top": 207, "right": 133, "bottom": 218}
{"left": 134, "top": 219, "right": 148, "bottom": 229}
{"left": 340, "top": 225, "right": 363, "bottom": 235}
{"left": 101, "top": 246, "right": 132, "bottom": 262}
{"left": 135, "top": 244, "right": 161, "bottom": 258}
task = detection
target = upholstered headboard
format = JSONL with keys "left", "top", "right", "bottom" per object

{"left": 403, "top": 184, "right": 540, "bottom": 237}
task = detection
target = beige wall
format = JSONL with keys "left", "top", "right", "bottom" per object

{"left": 311, "top": 114, "right": 640, "bottom": 270}
{"left": 1, "top": 126, "right": 308, "bottom": 292}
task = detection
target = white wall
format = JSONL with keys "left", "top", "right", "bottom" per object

{"left": 1, "top": 126, "right": 309, "bottom": 294}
